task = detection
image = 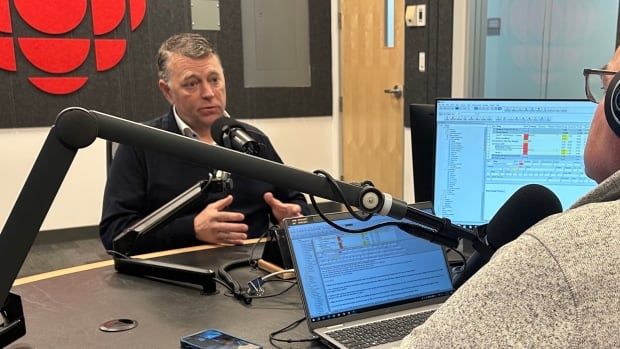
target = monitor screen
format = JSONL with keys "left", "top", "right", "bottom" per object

{"left": 434, "top": 99, "right": 597, "bottom": 228}
{"left": 409, "top": 104, "right": 436, "bottom": 203}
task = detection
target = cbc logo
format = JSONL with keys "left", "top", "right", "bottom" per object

{"left": 0, "top": 0, "right": 147, "bottom": 95}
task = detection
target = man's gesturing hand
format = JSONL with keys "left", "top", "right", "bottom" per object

{"left": 194, "top": 195, "right": 248, "bottom": 245}
{"left": 264, "top": 192, "right": 303, "bottom": 224}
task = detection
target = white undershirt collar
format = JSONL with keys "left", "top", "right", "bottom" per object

{"left": 172, "top": 106, "right": 230, "bottom": 143}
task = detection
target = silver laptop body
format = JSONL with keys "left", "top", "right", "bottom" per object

{"left": 284, "top": 202, "right": 454, "bottom": 349}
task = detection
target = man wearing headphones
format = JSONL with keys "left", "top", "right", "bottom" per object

{"left": 400, "top": 50, "right": 620, "bottom": 347}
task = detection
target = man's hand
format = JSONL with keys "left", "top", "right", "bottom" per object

{"left": 264, "top": 192, "right": 303, "bottom": 224}
{"left": 194, "top": 195, "right": 248, "bottom": 245}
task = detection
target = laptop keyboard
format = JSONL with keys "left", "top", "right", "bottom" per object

{"left": 326, "top": 310, "right": 434, "bottom": 349}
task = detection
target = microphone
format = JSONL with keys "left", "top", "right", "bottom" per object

{"left": 451, "top": 184, "right": 562, "bottom": 288}
{"left": 211, "top": 117, "right": 261, "bottom": 155}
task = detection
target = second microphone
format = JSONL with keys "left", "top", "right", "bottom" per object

{"left": 211, "top": 117, "right": 263, "bottom": 155}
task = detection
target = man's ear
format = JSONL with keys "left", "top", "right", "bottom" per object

{"left": 158, "top": 79, "right": 174, "bottom": 104}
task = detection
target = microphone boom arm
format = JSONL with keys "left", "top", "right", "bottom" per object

{"left": 85, "top": 108, "right": 483, "bottom": 248}
{"left": 0, "top": 107, "right": 487, "bottom": 344}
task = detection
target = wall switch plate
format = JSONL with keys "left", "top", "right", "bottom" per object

{"left": 405, "top": 5, "right": 416, "bottom": 27}
{"left": 416, "top": 5, "right": 426, "bottom": 27}
{"left": 419, "top": 52, "right": 426, "bottom": 72}
{"left": 405, "top": 4, "right": 426, "bottom": 27}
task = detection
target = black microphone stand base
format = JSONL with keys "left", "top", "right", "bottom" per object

{"left": 114, "top": 258, "right": 217, "bottom": 295}
{"left": 0, "top": 293, "right": 26, "bottom": 347}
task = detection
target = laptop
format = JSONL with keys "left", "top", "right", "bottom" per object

{"left": 284, "top": 202, "right": 454, "bottom": 349}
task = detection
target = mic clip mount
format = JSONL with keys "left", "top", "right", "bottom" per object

{"left": 221, "top": 125, "right": 261, "bottom": 155}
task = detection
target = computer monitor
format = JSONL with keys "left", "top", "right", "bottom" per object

{"left": 409, "top": 104, "right": 436, "bottom": 203}
{"left": 434, "top": 99, "right": 597, "bottom": 229}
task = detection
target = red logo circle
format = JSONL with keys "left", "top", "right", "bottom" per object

{"left": 0, "top": 0, "right": 147, "bottom": 94}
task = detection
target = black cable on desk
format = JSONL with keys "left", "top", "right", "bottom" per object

{"left": 212, "top": 277, "right": 234, "bottom": 293}
{"left": 249, "top": 281, "right": 297, "bottom": 299}
{"left": 269, "top": 316, "right": 318, "bottom": 347}
{"left": 218, "top": 258, "right": 254, "bottom": 305}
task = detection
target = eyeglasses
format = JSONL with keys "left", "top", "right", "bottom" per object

{"left": 583, "top": 68, "right": 616, "bottom": 104}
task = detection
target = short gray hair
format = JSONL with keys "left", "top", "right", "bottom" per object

{"left": 156, "top": 33, "right": 217, "bottom": 81}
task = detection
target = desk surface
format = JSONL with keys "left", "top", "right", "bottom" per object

{"left": 8, "top": 243, "right": 320, "bottom": 349}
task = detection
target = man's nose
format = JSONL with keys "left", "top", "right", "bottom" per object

{"left": 201, "top": 82, "right": 215, "bottom": 98}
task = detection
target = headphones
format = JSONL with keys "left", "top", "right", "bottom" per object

{"left": 605, "top": 72, "right": 620, "bottom": 137}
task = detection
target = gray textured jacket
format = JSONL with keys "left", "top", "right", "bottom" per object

{"left": 400, "top": 170, "right": 620, "bottom": 348}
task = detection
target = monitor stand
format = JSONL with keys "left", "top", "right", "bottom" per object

{"left": 257, "top": 227, "right": 295, "bottom": 280}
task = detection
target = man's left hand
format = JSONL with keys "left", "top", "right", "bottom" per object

{"left": 264, "top": 192, "right": 303, "bottom": 224}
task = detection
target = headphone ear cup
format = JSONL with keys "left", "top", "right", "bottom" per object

{"left": 604, "top": 72, "right": 620, "bottom": 138}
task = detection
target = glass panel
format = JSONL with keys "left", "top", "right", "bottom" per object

{"left": 385, "top": 0, "right": 395, "bottom": 48}
{"left": 482, "top": 0, "right": 619, "bottom": 98}
{"left": 484, "top": 0, "right": 547, "bottom": 98}
{"left": 545, "top": 0, "right": 618, "bottom": 98}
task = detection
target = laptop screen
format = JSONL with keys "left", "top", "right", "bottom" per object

{"left": 434, "top": 99, "right": 597, "bottom": 228}
{"left": 285, "top": 207, "right": 454, "bottom": 324}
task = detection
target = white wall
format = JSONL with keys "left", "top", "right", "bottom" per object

{"left": 0, "top": 128, "right": 107, "bottom": 230}
{"left": 452, "top": 0, "right": 469, "bottom": 98}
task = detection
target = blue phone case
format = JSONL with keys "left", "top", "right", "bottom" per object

{"left": 180, "top": 328, "right": 262, "bottom": 349}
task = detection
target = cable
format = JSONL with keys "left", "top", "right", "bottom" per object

{"left": 217, "top": 258, "right": 254, "bottom": 305}
{"left": 269, "top": 316, "right": 318, "bottom": 346}
{"left": 247, "top": 229, "right": 269, "bottom": 268}
{"left": 310, "top": 201, "right": 442, "bottom": 238}
{"left": 446, "top": 247, "right": 468, "bottom": 278}
{"left": 247, "top": 268, "right": 294, "bottom": 294}
{"left": 212, "top": 277, "right": 234, "bottom": 293}
{"left": 263, "top": 279, "right": 296, "bottom": 285}
{"left": 248, "top": 281, "right": 298, "bottom": 299}
{"left": 308, "top": 170, "right": 406, "bottom": 233}
{"left": 309, "top": 170, "right": 372, "bottom": 221}
{"left": 307, "top": 170, "right": 461, "bottom": 248}
{"left": 106, "top": 249, "right": 130, "bottom": 259}
{"left": 446, "top": 247, "right": 467, "bottom": 267}
{"left": 263, "top": 269, "right": 294, "bottom": 280}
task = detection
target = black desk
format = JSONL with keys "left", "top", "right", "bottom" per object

{"left": 8, "top": 244, "right": 320, "bottom": 348}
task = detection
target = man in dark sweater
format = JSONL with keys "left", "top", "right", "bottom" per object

{"left": 100, "top": 33, "right": 309, "bottom": 254}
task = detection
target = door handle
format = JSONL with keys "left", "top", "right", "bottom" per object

{"left": 383, "top": 85, "right": 402, "bottom": 99}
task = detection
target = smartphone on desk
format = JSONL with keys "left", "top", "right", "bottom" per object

{"left": 180, "top": 328, "right": 263, "bottom": 349}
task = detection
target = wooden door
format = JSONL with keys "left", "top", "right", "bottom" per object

{"left": 340, "top": 0, "right": 404, "bottom": 198}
